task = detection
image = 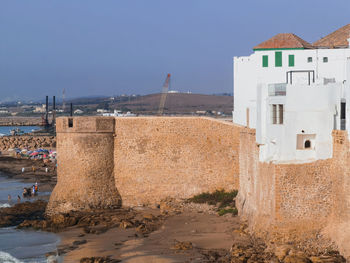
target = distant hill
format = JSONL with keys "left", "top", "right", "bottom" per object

{"left": 110, "top": 93, "right": 233, "bottom": 115}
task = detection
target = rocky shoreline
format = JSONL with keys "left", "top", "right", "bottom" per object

{"left": 0, "top": 157, "right": 347, "bottom": 263}
{"left": 0, "top": 135, "right": 56, "bottom": 151}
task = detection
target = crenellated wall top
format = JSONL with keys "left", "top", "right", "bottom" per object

{"left": 56, "top": 117, "right": 115, "bottom": 133}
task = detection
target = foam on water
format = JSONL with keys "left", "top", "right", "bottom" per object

{"left": 0, "top": 251, "right": 23, "bottom": 263}
{"left": 0, "top": 175, "right": 59, "bottom": 263}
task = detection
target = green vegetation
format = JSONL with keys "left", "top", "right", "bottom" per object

{"left": 218, "top": 208, "right": 238, "bottom": 216}
{"left": 187, "top": 190, "right": 238, "bottom": 216}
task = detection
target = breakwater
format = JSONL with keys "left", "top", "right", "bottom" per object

{"left": 0, "top": 136, "right": 56, "bottom": 151}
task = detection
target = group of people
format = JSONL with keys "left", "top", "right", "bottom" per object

{"left": 22, "top": 182, "right": 39, "bottom": 198}
{"left": 7, "top": 183, "right": 40, "bottom": 204}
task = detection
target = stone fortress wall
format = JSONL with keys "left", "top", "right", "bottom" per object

{"left": 47, "top": 116, "right": 241, "bottom": 213}
{"left": 47, "top": 116, "right": 350, "bottom": 257}
{"left": 238, "top": 128, "right": 350, "bottom": 257}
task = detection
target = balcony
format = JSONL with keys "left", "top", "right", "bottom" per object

{"left": 268, "top": 83, "right": 286, "bottom": 96}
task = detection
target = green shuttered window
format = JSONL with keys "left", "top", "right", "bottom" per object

{"left": 262, "top": 55, "right": 268, "bottom": 67}
{"left": 275, "top": 51, "right": 282, "bottom": 67}
{"left": 288, "top": 55, "right": 295, "bottom": 67}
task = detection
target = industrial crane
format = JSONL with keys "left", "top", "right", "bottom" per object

{"left": 158, "top": 73, "right": 171, "bottom": 115}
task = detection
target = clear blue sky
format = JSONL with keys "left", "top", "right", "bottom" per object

{"left": 1, "top": 0, "right": 350, "bottom": 101}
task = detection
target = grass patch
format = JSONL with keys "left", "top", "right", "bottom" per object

{"left": 187, "top": 190, "right": 238, "bottom": 216}
{"left": 218, "top": 208, "right": 238, "bottom": 216}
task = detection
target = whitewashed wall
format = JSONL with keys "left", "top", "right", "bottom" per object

{"left": 258, "top": 83, "right": 342, "bottom": 163}
{"left": 234, "top": 48, "right": 350, "bottom": 129}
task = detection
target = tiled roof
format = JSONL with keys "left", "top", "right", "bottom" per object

{"left": 253, "top": 33, "right": 314, "bottom": 50}
{"left": 313, "top": 24, "right": 350, "bottom": 48}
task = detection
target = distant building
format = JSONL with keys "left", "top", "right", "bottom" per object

{"left": 102, "top": 110, "right": 136, "bottom": 117}
{"left": 33, "top": 104, "right": 46, "bottom": 113}
{"left": 233, "top": 24, "right": 350, "bottom": 163}
{"left": 74, "top": 109, "right": 84, "bottom": 114}
{"left": 97, "top": 109, "right": 109, "bottom": 113}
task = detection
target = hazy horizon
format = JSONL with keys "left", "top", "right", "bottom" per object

{"left": 1, "top": 0, "right": 350, "bottom": 101}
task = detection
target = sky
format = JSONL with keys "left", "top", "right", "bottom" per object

{"left": 1, "top": 0, "right": 350, "bottom": 101}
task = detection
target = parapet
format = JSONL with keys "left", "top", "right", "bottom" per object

{"left": 56, "top": 117, "right": 115, "bottom": 133}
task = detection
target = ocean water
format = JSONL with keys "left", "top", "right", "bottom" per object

{"left": 0, "top": 174, "right": 60, "bottom": 262}
{"left": 0, "top": 228, "right": 60, "bottom": 263}
{"left": 0, "top": 176, "right": 51, "bottom": 207}
{"left": 0, "top": 126, "right": 41, "bottom": 136}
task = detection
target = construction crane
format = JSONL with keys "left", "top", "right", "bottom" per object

{"left": 158, "top": 73, "right": 171, "bottom": 115}
{"left": 62, "top": 88, "right": 66, "bottom": 113}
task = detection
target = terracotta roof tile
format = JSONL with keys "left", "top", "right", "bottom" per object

{"left": 254, "top": 33, "right": 314, "bottom": 50}
{"left": 313, "top": 24, "right": 350, "bottom": 48}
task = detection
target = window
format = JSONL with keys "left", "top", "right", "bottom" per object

{"left": 68, "top": 118, "right": 73, "bottom": 128}
{"left": 323, "top": 57, "right": 328, "bottom": 63}
{"left": 272, "top": 105, "right": 277, "bottom": 124}
{"left": 278, "top": 104, "right": 283, "bottom": 124}
{"left": 271, "top": 104, "right": 284, "bottom": 124}
{"left": 304, "top": 140, "right": 311, "bottom": 148}
{"left": 262, "top": 55, "right": 268, "bottom": 67}
{"left": 296, "top": 134, "right": 316, "bottom": 150}
{"left": 275, "top": 51, "right": 282, "bottom": 67}
{"left": 307, "top": 57, "right": 313, "bottom": 63}
{"left": 288, "top": 55, "right": 295, "bottom": 67}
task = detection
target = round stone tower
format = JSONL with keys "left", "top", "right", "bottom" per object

{"left": 46, "top": 117, "right": 121, "bottom": 215}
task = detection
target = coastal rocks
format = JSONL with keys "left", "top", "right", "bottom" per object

{"left": 80, "top": 256, "right": 121, "bottom": 263}
{"left": 15, "top": 206, "right": 165, "bottom": 237}
{"left": 172, "top": 240, "right": 193, "bottom": 250}
{"left": 159, "top": 197, "right": 183, "bottom": 215}
{"left": 0, "top": 200, "right": 46, "bottom": 227}
{"left": 0, "top": 135, "right": 56, "bottom": 151}
{"left": 270, "top": 244, "right": 346, "bottom": 263}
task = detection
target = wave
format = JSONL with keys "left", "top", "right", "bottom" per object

{"left": 0, "top": 203, "right": 11, "bottom": 208}
{"left": 0, "top": 251, "right": 23, "bottom": 263}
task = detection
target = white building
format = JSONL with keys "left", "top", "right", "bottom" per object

{"left": 233, "top": 24, "right": 350, "bottom": 163}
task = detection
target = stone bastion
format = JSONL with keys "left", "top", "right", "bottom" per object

{"left": 46, "top": 116, "right": 240, "bottom": 214}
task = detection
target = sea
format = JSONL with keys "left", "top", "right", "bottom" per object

{"left": 0, "top": 126, "right": 41, "bottom": 137}
{"left": 0, "top": 174, "right": 60, "bottom": 263}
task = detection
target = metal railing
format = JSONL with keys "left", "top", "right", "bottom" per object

{"left": 268, "top": 83, "right": 287, "bottom": 96}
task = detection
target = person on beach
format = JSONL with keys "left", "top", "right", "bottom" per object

{"left": 35, "top": 182, "right": 38, "bottom": 192}
{"left": 8, "top": 194, "right": 11, "bottom": 202}
{"left": 32, "top": 185, "right": 35, "bottom": 196}
{"left": 32, "top": 166, "right": 35, "bottom": 173}
{"left": 21, "top": 167, "right": 25, "bottom": 173}
{"left": 23, "top": 188, "right": 29, "bottom": 197}
{"left": 17, "top": 195, "right": 21, "bottom": 203}
{"left": 45, "top": 167, "right": 48, "bottom": 173}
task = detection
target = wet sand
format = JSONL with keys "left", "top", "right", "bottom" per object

{"left": 58, "top": 209, "right": 243, "bottom": 262}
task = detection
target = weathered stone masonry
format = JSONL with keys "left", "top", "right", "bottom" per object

{"left": 47, "top": 116, "right": 241, "bottom": 213}
{"left": 47, "top": 116, "right": 350, "bottom": 257}
{"left": 238, "top": 128, "right": 350, "bottom": 257}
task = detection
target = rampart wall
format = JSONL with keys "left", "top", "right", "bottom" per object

{"left": 114, "top": 117, "right": 241, "bottom": 206}
{"left": 47, "top": 117, "right": 241, "bottom": 213}
{"left": 238, "top": 128, "right": 350, "bottom": 256}
{"left": 47, "top": 116, "right": 350, "bottom": 257}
